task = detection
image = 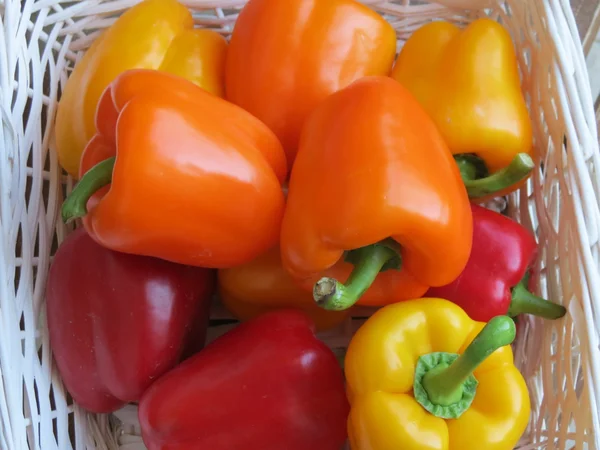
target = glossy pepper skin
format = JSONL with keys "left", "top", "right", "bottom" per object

{"left": 55, "top": 0, "right": 228, "bottom": 178}
{"left": 62, "top": 69, "right": 287, "bottom": 268}
{"left": 218, "top": 246, "right": 349, "bottom": 331}
{"left": 46, "top": 227, "right": 215, "bottom": 413}
{"left": 346, "top": 298, "right": 530, "bottom": 450}
{"left": 281, "top": 76, "right": 473, "bottom": 310}
{"left": 225, "top": 0, "right": 397, "bottom": 168}
{"left": 138, "top": 310, "right": 350, "bottom": 450}
{"left": 427, "top": 204, "right": 566, "bottom": 322}
{"left": 391, "top": 19, "right": 534, "bottom": 199}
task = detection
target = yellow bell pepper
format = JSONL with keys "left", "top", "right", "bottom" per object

{"left": 391, "top": 19, "right": 534, "bottom": 200}
{"left": 345, "top": 298, "right": 530, "bottom": 450}
{"left": 54, "top": 0, "right": 227, "bottom": 178}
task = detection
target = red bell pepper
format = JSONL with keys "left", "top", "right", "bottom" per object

{"left": 46, "top": 228, "right": 216, "bottom": 413}
{"left": 427, "top": 204, "right": 567, "bottom": 322}
{"left": 138, "top": 310, "right": 349, "bottom": 450}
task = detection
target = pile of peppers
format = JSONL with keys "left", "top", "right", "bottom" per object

{"left": 46, "top": 0, "right": 567, "bottom": 449}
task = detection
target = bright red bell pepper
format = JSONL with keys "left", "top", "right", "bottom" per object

{"left": 46, "top": 227, "right": 216, "bottom": 413}
{"left": 138, "top": 310, "right": 349, "bottom": 450}
{"left": 427, "top": 204, "right": 566, "bottom": 322}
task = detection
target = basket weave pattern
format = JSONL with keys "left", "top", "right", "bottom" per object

{"left": 1, "top": 0, "right": 600, "bottom": 449}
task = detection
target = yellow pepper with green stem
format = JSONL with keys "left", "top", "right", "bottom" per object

{"left": 55, "top": 0, "right": 227, "bottom": 178}
{"left": 345, "top": 298, "right": 530, "bottom": 450}
{"left": 391, "top": 19, "right": 534, "bottom": 200}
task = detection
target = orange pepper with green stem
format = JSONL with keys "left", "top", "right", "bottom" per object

{"left": 391, "top": 18, "right": 534, "bottom": 200}
{"left": 55, "top": 0, "right": 228, "bottom": 178}
{"left": 345, "top": 298, "right": 530, "bottom": 450}
{"left": 218, "top": 246, "right": 349, "bottom": 332}
{"left": 280, "top": 76, "right": 472, "bottom": 310}
{"left": 61, "top": 69, "right": 286, "bottom": 269}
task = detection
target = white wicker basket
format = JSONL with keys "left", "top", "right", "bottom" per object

{"left": 1, "top": 0, "right": 600, "bottom": 448}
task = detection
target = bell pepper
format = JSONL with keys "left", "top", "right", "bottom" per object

{"left": 281, "top": 76, "right": 473, "bottom": 310}
{"left": 218, "top": 246, "right": 349, "bottom": 331}
{"left": 54, "top": 0, "right": 228, "bottom": 178}
{"left": 345, "top": 298, "right": 530, "bottom": 450}
{"left": 138, "top": 310, "right": 349, "bottom": 450}
{"left": 427, "top": 203, "right": 566, "bottom": 322}
{"left": 61, "top": 69, "right": 287, "bottom": 268}
{"left": 46, "top": 227, "right": 215, "bottom": 413}
{"left": 225, "top": 0, "right": 397, "bottom": 168}
{"left": 391, "top": 19, "right": 534, "bottom": 200}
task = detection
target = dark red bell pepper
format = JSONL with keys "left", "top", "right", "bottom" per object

{"left": 46, "top": 227, "right": 216, "bottom": 413}
{"left": 427, "top": 204, "right": 566, "bottom": 322}
{"left": 138, "top": 310, "right": 349, "bottom": 450}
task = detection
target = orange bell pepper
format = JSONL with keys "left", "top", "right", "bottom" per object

{"left": 281, "top": 76, "right": 473, "bottom": 310}
{"left": 391, "top": 19, "right": 534, "bottom": 200}
{"left": 61, "top": 69, "right": 286, "bottom": 268}
{"left": 55, "top": 0, "right": 228, "bottom": 178}
{"left": 225, "top": 0, "right": 397, "bottom": 169}
{"left": 218, "top": 246, "right": 348, "bottom": 332}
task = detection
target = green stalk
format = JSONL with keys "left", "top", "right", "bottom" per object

{"left": 414, "top": 316, "right": 516, "bottom": 419}
{"left": 456, "top": 153, "right": 534, "bottom": 199}
{"left": 313, "top": 242, "right": 400, "bottom": 311}
{"left": 508, "top": 277, "right": 566, "bottom": 319}
{"left": 61, "top": 157, "right": 115, "bottom": 223}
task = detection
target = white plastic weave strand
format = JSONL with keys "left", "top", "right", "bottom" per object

{"left": 1, "top": 0, "right": 599, "bottom": 449}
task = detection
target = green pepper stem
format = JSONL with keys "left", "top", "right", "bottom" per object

{"left": 61, "top": 157, "right": 115, "bottom": 223}
{"left": 457, "top": 153, "right": 534, "bottom": 199}
{"left": 313, "top": 244, "right": 398, "bottom": 311}
{"left": 508, "top": 278, "right": 566, "bottom": 319}
{"left": 455, "top": 153, "right": 488, "bottom": 181}
{"left": 421, "top": 316, "right": 516, "bottom": 406}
